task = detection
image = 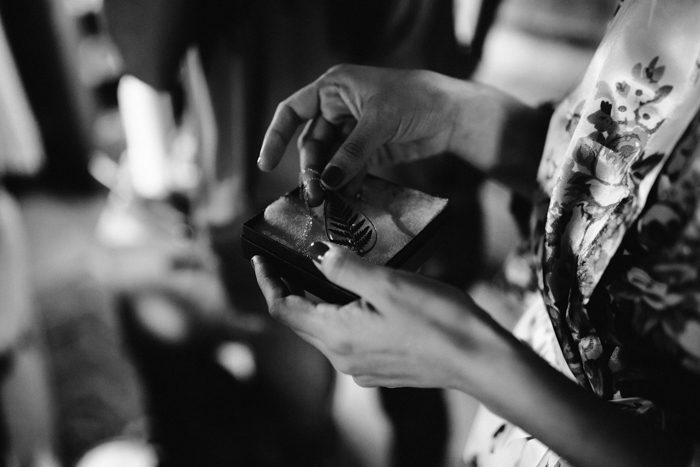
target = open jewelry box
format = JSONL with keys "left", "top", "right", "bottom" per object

{"left": 241, "top": 175, "right": 450, "bottom": 304}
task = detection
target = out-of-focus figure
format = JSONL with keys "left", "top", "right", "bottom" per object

{"left": 101, "top": 2, "right": 340, "bottom": 466}
{"left": 99, "top": 1, "right": 504, "bottom": 466}
{"left": 0, "top": 12, "right": 58, "bottom": 467}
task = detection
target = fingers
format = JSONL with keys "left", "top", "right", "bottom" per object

{"left": 309, "top": 242, "right": 396, "bottom": 310}
{"left": 298, "top": 116, "right": 337, "bottom": 207}
{"left": 251, "top": 256, "right": 330, "bottom": 344}
{"left": 320, "top": 113, "right": 384, "bottom": 190}
{"left": 341, "top": 165, "right": 367, "bottom": 198}
{"left": 260, "top": 64, "right": 387, "bottom": 195}
{"left": 259, "top": 64, "right": 383, "bottom": 194}
{"left": 251, "top": 255, "right": 290, "bottom": 304}
{"left": 258, "top": 81, "right": 320, "bottom": 171}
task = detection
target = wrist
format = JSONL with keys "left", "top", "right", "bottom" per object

{"left": 443, "top": 305, "right": 523, "bottom": 397}
{"left": 447, "top": 83, "right": 549, "bottom": 196}
{"left": 446, "top": 82, "right": 512, "bottom": 168}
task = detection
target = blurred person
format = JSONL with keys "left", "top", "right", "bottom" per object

{"left": 0, "top": 14, "right": 59, "bottom": 467}
{"left": 254, "top": 1, "right": 700, "bottom": 466}
{"left": 102, "top": 1, "right": 496, "bottom": 465}
{"left": 0, "top": 4, "right": 156, "bottom": 466}
{"left": 101, "top": 1, "right": 340, "bottom": 465}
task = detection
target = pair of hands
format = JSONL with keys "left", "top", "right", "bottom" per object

{"left": 254, "top": 64, "right": 513, "bottom": 390}
{"left": 252, "top": 243, "right": 499, "bottom": 391}
{"left": 257, "top": 64, "right": 508, "bottom": 205}
{"left": 252, "top": 65, "right": 698, "bottom": 467}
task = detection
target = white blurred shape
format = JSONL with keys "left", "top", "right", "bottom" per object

{"left": 75, "top": 440, "right": 157, "bottom": 467}
{"left": 117, "top": 76, "right": 175, "bottom": 199}
{"left": 134, "top": 294, "right": 190, "bottom": 344}
{"left": 215, "top": 341, "right": 256, "bottom": 381}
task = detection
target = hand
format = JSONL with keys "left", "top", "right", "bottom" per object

{"left": 252, "top": 246, "right": 692, "bottom": 467}
{"left": 251, "top": 242, "right": 506, "bottom": 391}
{"left": 258, "top": 65, "right": 478, "bottom": 206}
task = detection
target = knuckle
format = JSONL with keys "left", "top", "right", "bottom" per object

{"left": 334, "top": 357, "right": 355, "bottom": 375}
{"left": 381, "top": 271, "right": 405, "bottom": 302}
{"left": 353, "top": 376, "right": 375, "bottom": 388}
{"left": 328, "top": 334, "right": 354, "bottom": 357}
{"left": 297, "top": 120, "right": 316, "bottom": 149}
{"left": 268, "top": 296, "right": 296, "bottom": 322}
{"left": 325, "top": 63, "right": 349, "bottom": 78}
{"left": 340, "top": 139, "right": 365, "bottom": 162}
{"left": 406, "top": 68, "right": 430, "bottom": 83}
{"left": 324, "top": 248, "right": 349, "bottom": 281}
{"left": 274, "top": 102, "right": 288, "bottom": 117}
{"left": 275, "top": 102, "right": 297, "bottom": 125}
{"left": 268, "top": 126, "right": 286, "bottom": 145}
{"left": 267, "top": 299, "right": 283, "bottom": 319}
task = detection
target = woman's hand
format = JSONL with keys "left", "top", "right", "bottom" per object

{"left": 251, "top": 241, "right": 508, "bottom": 391}
{"left": 252, "top": 242, "right": 692, "bottom": 467}
{"left": 258, "top": 64, "right": 543, "bottom": 205}
{"left": 258, "top": 65, "right": 464, "bottom": 206}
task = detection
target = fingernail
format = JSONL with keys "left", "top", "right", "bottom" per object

{"left": 308, "top": 241, "right": 329, "bottom": 264}
{"left": 305, "top": 180, "right": 324, "bottom": 207}
{"left": 321, "top": 165, "right": 344, "bottom": 189}
{"left": 256, "top": 157, "right": 263, "bottom": 168}
{"left": 302, "top": 185, "right": 310, "bottom": 206}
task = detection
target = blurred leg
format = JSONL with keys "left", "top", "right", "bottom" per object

{"left": 193, "top": 9, "right": 341, "bottom": 464}
{"left": 40, "top": 270, "right": 150, "bottom": 466}
{"left": 0, "top": 190, "right": 58, "bottom": 466}
{"left": 193, "top": 5, "right": 266, "bottom": 313}
{"left": 379, "top": 387, "right": 448, "bottom": 467}
{"left": 2, "top": 346, "right": 59, "bottom": 467}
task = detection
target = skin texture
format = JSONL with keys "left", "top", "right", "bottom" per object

{"left": 254, "top": 66, "right": 693, "bottom": 466}
{"left": 253, "top": 245, "right": 690, "bottom": 467}
{"left": 258, "top": 65, "right": 546, "bottom": 205}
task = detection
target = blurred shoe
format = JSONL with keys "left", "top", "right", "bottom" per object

{"left": 75, "top": 440, "right": 157, "bottom": 467}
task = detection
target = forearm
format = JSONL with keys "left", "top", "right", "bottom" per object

{"left": 457, "top": 326, "right": 691, "bottom": 467}
{"left": 367, "top": 75, "right": 550, "bottom": 198}
{"left": 446, "top": 81, "right": 550, "bottom": 198}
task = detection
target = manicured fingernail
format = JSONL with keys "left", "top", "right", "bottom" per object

{"left": 305, "top": 180, "right": 324, "bottom": 207}
{"left": 308, "top": 241, "right": 329, "bottom": 264}
{"left": 321, "top": 165, "right": 344, "bottom": 189}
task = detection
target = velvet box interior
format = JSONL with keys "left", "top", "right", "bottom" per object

{"left": 241, "top": 175, "right": 450, "bottom": 304}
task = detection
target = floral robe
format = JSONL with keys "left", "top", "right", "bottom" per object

{"left": 466, "top": 1, "right": 700, "bottom": 465}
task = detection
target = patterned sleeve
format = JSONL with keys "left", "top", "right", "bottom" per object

{"left": 529, "top": 0, "right": 700, "bottom": 398}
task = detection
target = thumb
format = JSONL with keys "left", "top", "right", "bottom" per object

{"left": 320, "top": 114, "right": 384, "bottom": 190}
{"left": 308, "top": 241, "right": 395, "bottom": 309}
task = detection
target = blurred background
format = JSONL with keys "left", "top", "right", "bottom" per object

{"left": 0, "top": 0, "right": 615, "bottom": 466}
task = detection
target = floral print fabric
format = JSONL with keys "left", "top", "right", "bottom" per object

{"left": 534, "top": 0, "right": 700, "bottom": 400}
{"left": 467, "top": 0, "right": 700, "bottom": 465}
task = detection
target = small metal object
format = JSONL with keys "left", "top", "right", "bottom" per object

{"left": 299, "top": 168, "right": 322, "bottom": 210}
{"left": 323, "top": 192, "right": 377, "bottom": 255}
{"left": 301, "top": 168, "right": 321, "bottom": 179}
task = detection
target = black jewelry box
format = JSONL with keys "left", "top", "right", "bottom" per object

{"left": 241, "top": 175, "right": 450, "bottom": 304}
